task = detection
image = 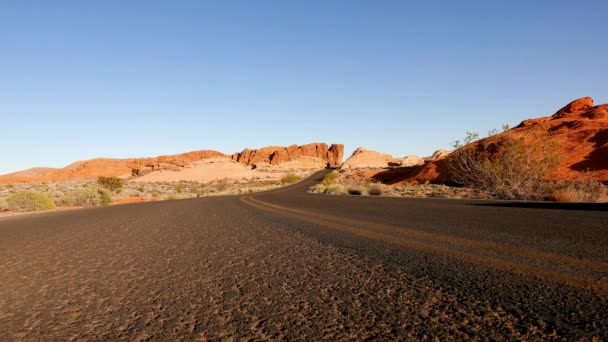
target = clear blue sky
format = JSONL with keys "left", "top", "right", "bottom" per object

{"left": 1, "top": 1, "right": 607, "bottom": 174}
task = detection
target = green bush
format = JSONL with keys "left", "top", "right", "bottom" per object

{"left": 281, "top": 173, "right": 302, "bottom": 184}
{"left": 97, "top": 176, "right": 123, "bottom": 192}
{"left": 6, "top": 191, "right": 56, "bottom": 212}
{"left": 59, "top": 187, "right": 112, "bottom": 207}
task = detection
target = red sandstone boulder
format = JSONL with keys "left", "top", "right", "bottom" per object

{"left": 552, "top": 97, "right": 594, "bottom": 118}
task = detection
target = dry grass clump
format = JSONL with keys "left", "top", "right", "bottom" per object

{"left": 348, "top": 187, "right": 364, "bottom": 195}
{"left": 281, "top": 173, "right": 302, "bottom": 184}
{"left": 324, "top": 184, "right": 347, "bottom": 195}
{"left": 322, "top": 171, "right": 339, "bottom": 186}
{"left": 6, "top": 191, "right": 56, "bottom": 212}
{"left": 550, "top": 180, "right": 608, "bottom": 203}
{"left": 310, "top": 184, "right": 327, "bottom": 193}
{"left": 367, "top": 184, "right": 383, "bottom": 196}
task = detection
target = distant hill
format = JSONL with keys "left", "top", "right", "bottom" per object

{"left": 0, "top": 143, "right": 344, "bottom": 184}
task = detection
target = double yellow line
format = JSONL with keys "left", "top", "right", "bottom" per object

{"left": 240, "top": 195, "right": 608, "bottom": 294}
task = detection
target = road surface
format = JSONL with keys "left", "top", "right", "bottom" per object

{"left": 1, "top": 170, "right": 607, "bottom": 340}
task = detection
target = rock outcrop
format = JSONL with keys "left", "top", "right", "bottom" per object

{"left": 342, "top": 148, "right": 394, "bottom": 169}
{"left": 0, "top": 143, "right": 345, "bottom": 184}
{"left": 408, "top": 97, "right": 608, "bottom": 184}
{"left": 552, "top": 97, "right": 594, "bottom": 119}
{"left": 429, "top": 149, "right": 451, "bottom": 160}
{"left": 0, "top": 150, "right": 228, "bottom": 184}
{"left": 231, "top": 143, "right": 344, "bottom": 168}
{"left": 342, "top": 148, "right": 423, "bottom": 169}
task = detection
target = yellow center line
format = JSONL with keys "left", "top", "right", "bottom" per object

{"left": 247, "top": 196, "right": 608, "bottom": 274}
{"left": 241, "top": 195, "right": 608, "bottom": 294}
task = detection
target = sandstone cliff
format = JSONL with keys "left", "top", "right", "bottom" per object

{"left": 231, "top": 143, "right": 344, "bottom": 168}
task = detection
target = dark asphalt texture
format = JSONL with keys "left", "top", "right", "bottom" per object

{"left": 1, "top": 169, "right": 607, "bottom": 340}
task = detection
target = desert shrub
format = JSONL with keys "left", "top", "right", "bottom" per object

{"left": 281, "top": 173, "right": 302, "bottom": 184}
{"left": 550, "top": 180, "right": 608, "bottom": 203}
{"left": 215, "top": 179, "right": 229, "bottom": 192}
{"left": 174, "top": 181, "right": 187, "bottom": 194}
{"left": 189, "top": 184, "right": 201, "bottom": 193}
{"left": 97, "top": 188, "right": 112, "bottom": 205}
{"left": 310, "top": 184, "right": 326, "bottom": 193}
{"left": 550, "top": 189, "right": 577, "bottom": 203}
{"left": 367, "top": 184, "right": 383, "bottom": 196}
{"left": 348, "top": 187, "right": 364, "bottom": 195}
{"left": 0, "top": 197, "right": 9, "bottom": 211}
{"left": 59, "top": 187, "right": 112, "bottom": 207}
{"left": 324, "top": 184, "right": 346, "bottom": 195}
{"left": 449, "top": 134, "right": 560, "bottom": 200}
{"left": 97, "top": 176, "right": 123, "bottom": 192}
{"left": 452, "top": 131, "right": 480, "bottom": 149}
{"left": 6, "top": 191, "right": 56, "bottom": 212}
{"left": 322, "top": 171, "right": 339, "bottom": 186}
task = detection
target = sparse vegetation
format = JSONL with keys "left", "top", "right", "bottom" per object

{"left": 6, "top": 191, "right": 56, "bottom": 212}
{"left": 311, "top": 184, "right": 326, "bottom": 193}
{"left": 348, "top": 187, "right": 364, "bottom": 195}
{"left": 59, "top": 187, "right": 112, "bottom": 207}
{"left": 449, "top": 134, "right": 560, "bottom": 200}
{"left": 451, "top": 131, "right": 480, "bottom": 149}
{"left": 550, "top": 180, "right": 608, "bottom": 203}
{"left": 322, "top": 171, "right": 339, "bottom": 186}
{"left": 324, "top": 184, "right": 346, "bottom": 195}
{"left": 97, "top": 176, "right": 123, "bottom": 192}
{"left": 367, "top": 184, "right": 383, "bottom": 196}
{"left": 281, "top": 173, "right": 302, "bottom": 184}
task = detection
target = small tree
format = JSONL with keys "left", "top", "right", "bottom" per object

{"left": 97, "top": 176, "right": 123, "bottom": 192}
{"left": 451, "top": 131, "right": 480, "bottom": 149}
{"left": 449, "top": 134, "right": 560, "bottom": 200}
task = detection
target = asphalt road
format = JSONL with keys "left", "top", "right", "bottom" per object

{"left": 1, "top": 170, "right": 607, "bottom": 340}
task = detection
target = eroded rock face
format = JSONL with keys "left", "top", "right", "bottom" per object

{"left": 342, "top": 148, "right": 396, "bottom": 169}
{"left": 430, "top": 149, "right": 451, "bottom": 160}
{"left": 327, "top": 144, "right": 344, "bottom": 167}
{"left": 231, "top": 143, "right": 344, "bottom": 168}
{"left": 0, "top": 150, "right": 228, "bottom": 184}
{"left": 398, "top": 156, "right": 425, "bottom": 167}
{"left": 552, "top": 97, "right": 594, "bottom": 118}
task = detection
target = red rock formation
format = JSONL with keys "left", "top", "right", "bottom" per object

{"left": 231, "top": 143, "right": 344, "bottom": 168}
{"left": 0, "top": 143, "right": 345, "bottom": 184}
{"left": 408, "top": 97, "right": 608, "bottom": 184}
{"left": 0, "top": 150, "right": 227, "bottom": 184}
{"left": 552, "top": 97, "right": 594, "bottom": 119}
